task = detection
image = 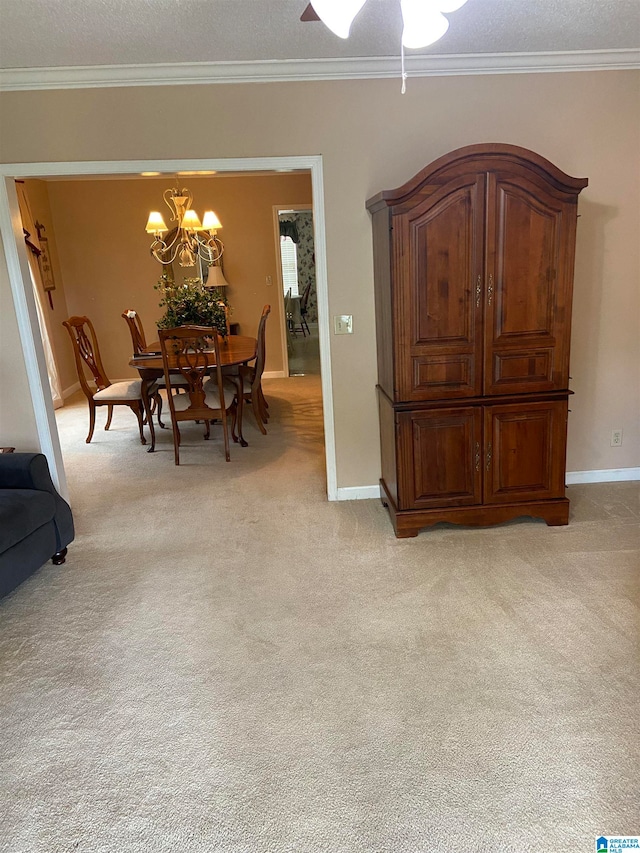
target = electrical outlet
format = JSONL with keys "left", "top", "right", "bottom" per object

{"left": 334, "top": 315, "right": 353, "bottom": 335}
{"left": 611, "top": 429, "right": 623, "bottom": 447}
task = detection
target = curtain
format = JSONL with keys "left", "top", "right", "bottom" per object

{"left": 279, "top": 218, "right": 299, "bottom": 243}
{"left": 16, "top": 183, "right": 63, "bottom": 409}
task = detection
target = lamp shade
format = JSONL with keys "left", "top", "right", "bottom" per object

{"left": 202, "top": 210, "right": 222, "bottom": 231}
{"left": 311, "top": 0, "right": 367, "bottom": 38}
{"left": 205, "top": 264, "right": 230, "bottom": 288}
{"left": 181, "top": 209, "right": 203, "bottom": 231}
{"left": 145, "top": 211, "right": 168, "bottom": 234}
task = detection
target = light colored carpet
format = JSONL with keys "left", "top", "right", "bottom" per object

{"left": 1, "top": 375, "right": 638, "bottom": 853}
{"left": 288, "top": 324, "right": 320, "bottom": 376}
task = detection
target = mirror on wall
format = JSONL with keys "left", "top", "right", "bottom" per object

{"left": 159, "top": 226, "right": 218, "bottom": 287}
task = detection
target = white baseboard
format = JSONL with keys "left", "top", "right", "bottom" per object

{"left": 566, "top": 467, "right": 640, "bottom": 484}
{"left": 62, "top": 381, "right": 80, "bottom": 400}
{"left": 335, "top": 485, "right": 381, "bottom": 501}
{"left": 334, "top": 470, "right": 640, "bottom": 501}
{"left": 263, "top": 370, "right": 286, "bottom": 379}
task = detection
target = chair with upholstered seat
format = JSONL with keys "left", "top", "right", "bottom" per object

{"left": 159, "top": 325, "right": 235, "bottom": 465}
{"left": 121, "top": 308, "right": 188, "bottom": 428}
{"left": 229, "top": 304, "right": 271, "bottom": 445}
{"left": 63, "top": 315, "right": 150, "bottom": 445}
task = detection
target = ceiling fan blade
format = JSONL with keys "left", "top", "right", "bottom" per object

{"left": 300, "top": 3, "right": 320, "bottom": 21}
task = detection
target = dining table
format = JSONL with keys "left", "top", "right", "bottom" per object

{"left": 129, "top": 334, "right": 257, "bottom": 452}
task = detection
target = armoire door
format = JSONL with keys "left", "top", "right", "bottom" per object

{"left": 397, "top": 407, "right": 482, "bottom": 509}
{"left": 395, "top": 174, "right": 485, "bottom": 402}
{"left": 484, "top": 171, "right": 578, "bottom": 396}
{"left": 483, "top": 400, "right": 568, "bottom": 504}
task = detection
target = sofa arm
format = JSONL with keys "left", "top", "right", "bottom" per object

{"left": 0, "top": 453, "right": 74, "bottom": 554}
{"left": 0, "top": 452, "right": 59, "bottom": 493}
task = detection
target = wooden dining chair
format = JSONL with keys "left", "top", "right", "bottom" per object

{"left": 159, "top": 325, "right": 235, "bottom": 465}
{"left": 229, "top": 305, "right": 271, "bottom": 444}
{"left": 121, "top": 309, "right": 164, "bottom": 428}
{"left": 62, "top": 315, "right": 150, "bottom": 445}
{"left": 121, "top": 308, "right": 188, "bottom": 428}
{"left": 283, "top": 288, "right": 294, "bottom": 354}
{"left": 298, "top": 281, "right": 311, "bottom": 336}
{"left": 120, "top": 308, "right": 147, "bottom": 355}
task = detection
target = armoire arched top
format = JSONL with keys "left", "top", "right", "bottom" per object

{"left": 365, "top": 143, "right": 589, "bottom": 214}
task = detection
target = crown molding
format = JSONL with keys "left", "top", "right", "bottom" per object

{"left": 1, "top": 49, "right": 639, "bottom": 92}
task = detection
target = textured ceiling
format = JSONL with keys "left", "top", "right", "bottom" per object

{"left": 1, "top": 0, "right": 639, "bottom": 70}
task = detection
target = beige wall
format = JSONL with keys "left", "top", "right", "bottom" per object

{"left": 1, "top": 71, "right": 639, "bottom": 487}
{"left": 0, "top": 243, "right": 39, "bottom": 449}
{"left": 28, "top": 173, "right": 311, "bottom": 386}
{"left": 22, "top": 179, "right": 76, "bottom": 391}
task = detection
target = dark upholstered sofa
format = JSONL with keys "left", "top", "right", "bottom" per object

{"left": 0, "top": 452, "right": 74, "bottom": 598}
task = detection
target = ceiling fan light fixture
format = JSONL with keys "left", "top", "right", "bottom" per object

{"left": 306, "top": 0, "right": 471, "bottom": 91}
{"left": 433, "top": 0, "right": 469, "bottom": 12}
{"left": 401, "top": 0, "right": 449, "bottom": 49}
{"left": 310, "top": 0, "right": 367, "bottom": 38}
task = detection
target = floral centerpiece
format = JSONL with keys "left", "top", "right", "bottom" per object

{"left": 155, "top": 274, "right": 228, "bottom": 336}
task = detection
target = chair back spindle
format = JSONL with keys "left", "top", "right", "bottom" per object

{"left": 62, "top": 316, "right": 111, "bottom": 397}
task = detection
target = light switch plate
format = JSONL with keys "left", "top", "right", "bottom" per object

{"left": 334, "top": 315, "right": 353, "bottom": 335}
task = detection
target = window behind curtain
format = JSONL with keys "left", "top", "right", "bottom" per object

{"left": 280, "top": 236, "right": 299, "bottom": 297}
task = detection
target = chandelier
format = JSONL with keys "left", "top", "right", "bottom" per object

{"left": 308, "top": 0, "right": 470, "bottom": 91}
{"left": 145, "top": 186, "right": 224, "bottom": 268}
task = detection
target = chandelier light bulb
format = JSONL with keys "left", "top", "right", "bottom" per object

{"left": 401, "top": 0, "right": 449, "bottom": 48}
{"left": 310, "top": 0, "right": 367, "bottom": 38}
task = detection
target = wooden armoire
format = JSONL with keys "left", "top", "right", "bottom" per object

{"left": 366, "top": 144, "right": 588, "bottom": 538}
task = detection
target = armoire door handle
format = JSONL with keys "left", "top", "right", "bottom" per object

{"left": 476, "top": 275, "right": 482, "bottom": 308}
{"left": 486, "top": 442, "right": 492, "bottom": 471}
{"left": 487, "top": 274, "right": 494, "bottom": 306}
{"left": 475, "top": 441, "right": 480, "bottom": 472}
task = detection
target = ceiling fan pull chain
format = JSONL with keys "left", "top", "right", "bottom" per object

{"left": 401, "top": 42, "right": 407, "bottom": 94}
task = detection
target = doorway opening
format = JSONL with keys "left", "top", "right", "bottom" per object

{"left": 0, "top": 156, "right": 338, "bottom": 500}
{"left": 275, "top": 206, "right": 320, "bottom": 377}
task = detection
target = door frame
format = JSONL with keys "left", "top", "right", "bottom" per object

{"left": 0, "top": 155, "right": 338, "bottom": 501}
